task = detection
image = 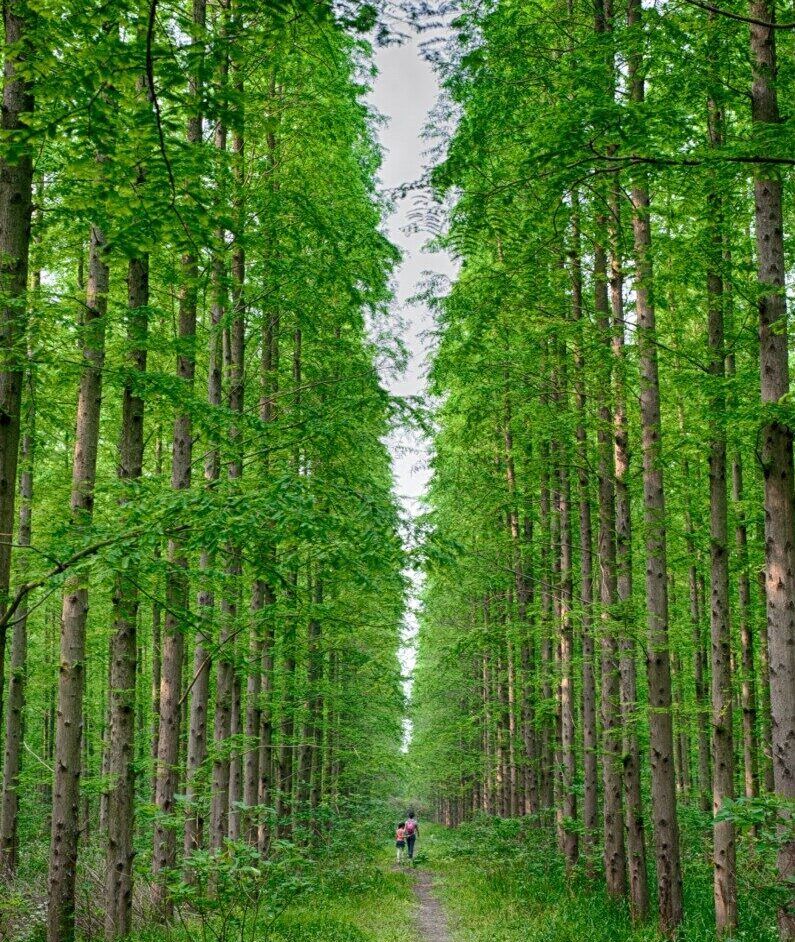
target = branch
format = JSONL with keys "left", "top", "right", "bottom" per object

{"left": 679, "top": 0, "right": 795, "bottom": 29}
{"left": 588, "top": 143, "right": 795, "bottom": 168}
{"left": 0, "top": 526, "right": 184, "bottom": 633}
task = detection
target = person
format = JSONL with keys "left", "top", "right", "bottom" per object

{"left": 395, "top": 821, "right": 406, "bottom": 864}
{"left": 404, "top": 811, "right": 419, "bottom": 862}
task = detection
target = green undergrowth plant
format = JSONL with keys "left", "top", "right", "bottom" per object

{"left": 123, "top": 804, "right": 417, "bottom": 942}
{"left": 428, "top": 816, "right": 779, "bottom": 942}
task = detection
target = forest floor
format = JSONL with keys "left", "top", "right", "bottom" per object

{"left": 2, "top": 817, "right": 780, "bottom": 942}
{"left": 419, "top": 818, "right": 780, "bottom": 942}
{"left": 411, "top": 866, "right": 452, "bottom": 942}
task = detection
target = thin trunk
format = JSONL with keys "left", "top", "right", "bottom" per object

{"left": 0, "top": 355, "right": 33, "bottom": 874}
{"left": 225, "top": 123, "right": 245, "bottom": 842}
{"left": 706, "top": 64, "right": 737, "bottom": 932}
{"left": 628, "top": 0, "right": 683, "bottom": 929}
{"left": 571, "top": 203, "right": 598, "bottom": 874}
{"left": 153, "top": 0, "right": 205, "bottom": 907}
{"left": 0, "top": 0, "right": 34, "bottom": 735}
{"left": 729, "top": 432, "right": 759, "bottom": 798}
{"left": 104, "top": 249, "right": 148, "bottom": 938}
{"left": 539, "top": 459, "right": 555, "bottom": 812}
{"left": 244, "top": 583, "right": 262, "bottom": 845}
{"left": 257, "top": 587, "right": 276, "bottom": 853}
{"left": 595, "top": 216, "right": 627, "bottom": 902}
{"left": 726, "top": 339, "right": 759, "bottom": 798}
{"left": 756, "top": 539, "right": 774, "bottom": 793}
{"left": 749, "top": 4, "right": 795, "bottom": 935}
{"left": 554, "top": 338, "right": 577, "bottom": 867}
{"left": 48, "top": 224, "right": 108, "bottom": 942}
{"left": 184, "top": 266, "right": 222, "bottom": 859}
{"left": 228, "top": 673, "right": 242, "bottom": 841}
{"left": 150, "top": 433, "right": 163, "bottom": 806}
{"left": 208, "top": 43, "right": 233, "bottom": 852}
{"left": 608, "top": 122, "right": 649, "bottom": 931}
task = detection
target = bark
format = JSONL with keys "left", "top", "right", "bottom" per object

{"left": 305, "top": 577, "right": 324, "bottom": 825}
{"left": 208, "top": 50, "right": 233, "bottom": 853}
{"left": 184, "top": 276, "right": 222, "bottom": 859}
{"left": 736, "top": 461, "right": 760, "bottom": 798}
{"left": 48, "top": 224, "right": 108, "bottom": 942}
{"left": 756, "top": 526, "right": 775, "bottom": 794}
{"left": 503, "top": 380, "right": 537, "bottom": 816}
{"left": 539, "top": 458, "right": 555, "bottom": 811}
{"left": 628, "top": 0, "right": 683, "bottom": 929}
{"left": 570, "top": 209, "right": 597, "bottom": 869}
{"left": 229, "top": 56, "right": 248, "bottom": 844}
{"left": 607, "top": 114, "right": 649, "bottom": 932}
{"left": 706, "top": 70, "right": 737, "bottom": 932}
{"left": 0, "top": 0, "right": 35, "bottom": 736}
{"left": 0, "top": 357, "right": 33, "bottom": 874}
{"left": 256, "top": 305, "right": 278, "bottom": 853}
{"left": 153, "top": 0, "right": 205, "bottom": 911}
{"left": 726, "top": 398, "right": 759, "bottom": 798}
{"left": 553, "top": 341, "right": 577, "bottom": 868}
{"left": 150, "top": 436, "right": 163, "bottom": 806}
{"left": 749, "top": 4, "right": 795, "bottom": 934}
{"left": 276, "top": 327, "right": 303, "bottom": 839}
{"left": 104, "top": 251, "right": 149, "bottom": 938}
{"left": 228, "top": 673, "right": 242, "bottom": 841}
{"left": 691, "top": 547, "right": 712, "bottom": 811}
{"left": 595, "top": 222, "right": 627, "bottom": 901}
{"left": 520, "top": 513, "right": 538, "bottom": 815}
{"left": 244, "top": 582, "right": 263, "bottom": 844}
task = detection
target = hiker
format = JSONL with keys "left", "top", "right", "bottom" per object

{"left": 395, "top": 821, "right": 406, "bottom": 863}
{"left": 404, "top": 811, "right": 419, "bottom": 861}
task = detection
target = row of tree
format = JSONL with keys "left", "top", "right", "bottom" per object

{"left": 0, "top": 2, "right": 406, "bottom": 941}
{"left": 412, "top": 0, "right": 793, "bottom": 939}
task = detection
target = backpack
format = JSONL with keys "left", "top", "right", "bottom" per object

{"left": 405, "top": 819, "right": 417, "bottom": 837}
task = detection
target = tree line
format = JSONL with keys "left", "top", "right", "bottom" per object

{"left": 0, "top": 2, "right": 406, "bottom": 940}
{"left": 412, "top": 0, "right": 793, "bottom": 939}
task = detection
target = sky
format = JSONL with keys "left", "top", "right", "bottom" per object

{"left": 368, "top": 29, "right": 456, "bottom": 739}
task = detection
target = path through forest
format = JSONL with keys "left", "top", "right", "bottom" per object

{"left": 412, "top": 868, "right": 452, "bottom": 942}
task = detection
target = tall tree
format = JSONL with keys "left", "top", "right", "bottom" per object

{"left": 748, "top": 4, "right": 795, "bottom": 936}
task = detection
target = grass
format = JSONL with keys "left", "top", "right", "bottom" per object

{"left": 1, "top": 824, "right": 418, "bottom": 942}
{"left": 269, "top": 861, "right": 416, "bottom": 942}
{"left": 418, "top": 818, "right": 780, "bottom": 942}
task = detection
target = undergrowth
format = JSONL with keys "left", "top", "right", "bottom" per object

{"left": 422, "top": 816, "right": 780, "bottom": 942}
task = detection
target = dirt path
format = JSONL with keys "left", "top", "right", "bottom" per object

{"left": 412, "top": 868, "right": 453, "bottom": 942}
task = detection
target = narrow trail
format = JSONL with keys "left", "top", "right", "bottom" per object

{"left": 412, "top": 868, "right": 453, "bottom": 942}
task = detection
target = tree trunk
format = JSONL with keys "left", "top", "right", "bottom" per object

{"left": 594, "top": 218, "right": 627, "bottom": 902}
{"left": 256, "top": 305, "right": 279, "bottom": 853}
{"left": 729, "top": 439, "right": 759, "bottom": 798}
{"left": 609, "top": 150, "right": 649, "bottom": 931}
{"left": 554, "top": 339, "right": 577, "bottom": 868}
{"left": 48, "top": 224, "right": 108, "bottom": 942}
{"left": 539, "top": 459, "right": 555, "bottom": 812}
{"left": 184, "top": 269, "right": 223, "bottom": 859}
{"left": 228, "top": 673, "right": 242, "bottom": 841}
{"left": 150, "top": 435, "right": 163, "bottom": 806}
{"left": 0, "top": 0, "right": 34, "bottom": 736}
{"left": 153, "top": 0, "right": 205, "bottom": 912}
{"left": 104, "top": 251, "right": 148, "bottom": 938}
{"left": 244, "top": 582, "right": 263, "bottom": 845}
{"left": 571, "top": 209, "right": 596, "bottom": 869}
{"left": 628, "top": 1, "right": 683, "bottom": 930}
{"left": 706, "top": 67, "right": 737, "bottom": 933}
{"left": 0, "top": 356, "right": 33, "bottom": 874}
{"left": 748, "top": 4, "right": 795, "bottom": 935}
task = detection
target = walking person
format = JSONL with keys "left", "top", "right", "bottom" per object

{"left": 405, "top": 811, "right": 419, "bottom": 862}
{"left": 395, "top": 821, "right": 406, "bottom": 864}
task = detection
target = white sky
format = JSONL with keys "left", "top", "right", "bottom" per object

{"left": 368, "top": 31, "right": 456, "bottom": 741}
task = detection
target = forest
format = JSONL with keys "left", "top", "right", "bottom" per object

{"left": 0, "top": 1, "right": 792, "bottom": 942}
